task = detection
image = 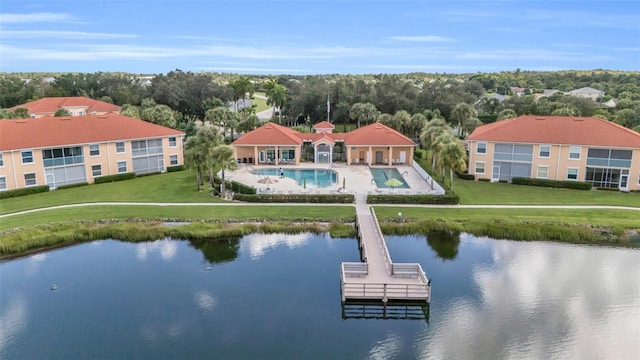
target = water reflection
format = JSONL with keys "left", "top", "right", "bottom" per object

{"left": 426, "top": 231, "right": 460, "bottom": 260}
{"left": 240, "top": 232, "right": 313, "bottom": 260}
{"left": 189, "top": 237, "right": 240, "bottom": 264}
{"left": 0, "top": 295, "right": 27, "bottom": 351}
{"left": 418, "top": 237, "right": 640, "bottom": 359}
{"left": 136, "top": 238, "right": 177, "bottom": 261}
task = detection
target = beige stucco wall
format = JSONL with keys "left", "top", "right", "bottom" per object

{"left": 0, "top": 135, "right": 184, "bottom": 191}
{"left": 468, "top": 140, "right": 640, "bottom": 191}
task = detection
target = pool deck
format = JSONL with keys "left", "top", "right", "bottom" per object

{"left": 226, "top": 162, "right": 444, "bottom": 195}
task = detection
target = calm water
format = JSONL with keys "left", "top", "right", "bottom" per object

{"left": 254, "top": 168, "right": 337, "bottom": 188}
{"left": 1, "top": 233, "right": 639, "bottom": 359}
{"left": 370, "top": 168, "right": 410, "bottom": 188}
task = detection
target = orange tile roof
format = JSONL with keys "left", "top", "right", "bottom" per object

{"left": 313, "top": 121, "right": 335, "bottom": 129}
{"left": 342, "top": 123, "right": 416, "bottom": 146}
{"left": 468, "top": 115, "right": 640, "bottom": 148}
{"left": 233, "top": 121, "right": 416, "bottom": 147}
{"left": 231, "top": 122, "right": 302, "bottom": 145}
{"left": 0, "top": 113, "right": 184, "bottom": 151}
{"left": 10, "top": 96, "right": 121, "bottom": 114}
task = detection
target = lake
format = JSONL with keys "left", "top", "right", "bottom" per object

{"left": 1, "top": 232, "right": 638, "bottom": 359}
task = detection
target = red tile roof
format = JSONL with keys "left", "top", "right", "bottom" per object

{"left": 232, "top": 122, "right": 416, "bottom": 147}
{"left": 231, "top": 122, "right": 302, "bottom": 145}
{"left": 0, "top": 113, "right": 184, "bottom": 151}
{"left": 468, "top": 115, "right": 640, "bottom": 148}
{"left": 313, "top": 121, "right": 335, "bottom": 129}
{"left": 10, "top": 96, "right": 121, "bottom": 114}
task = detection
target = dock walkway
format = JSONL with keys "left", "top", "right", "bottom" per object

{"left": 340, "top": 198, "right": 431, "bottom": 304}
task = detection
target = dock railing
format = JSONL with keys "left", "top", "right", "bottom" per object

{"left": 369, "top": 208, "right": 393, "bottom": 274}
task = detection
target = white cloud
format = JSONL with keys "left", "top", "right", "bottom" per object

{"left": 0, "top": 12, "right": 75, "bottom": 24}
{"left": 387, "top": 35, "right": 454, "bottom": 42}
{"left": 2, "top": 30, "right": 138, "bottom": 39}
{"left": 197, "top": 67, "right": 308, "bottom": 73}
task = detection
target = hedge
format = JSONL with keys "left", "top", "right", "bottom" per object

{"left": 167, "top": 165, "right": 185, "bottom": 172}
{"left": 414, "top": 149, "right": 426, "bottom": 160}
{"left": 367, "top": 194, "right": 459, "bottom": 204}
{"left": 455, "top": 171, "right": 475, "bottom": 180}
{"left": 94, "top": 172, "right": 136, "bottom": 184}
{"left": 231, "top": 180, "right": 257, "bottom": 194}
{"left": 233, "top": 193, "right": 354, "bottom": 203}
{"left": 136, "top": 171, "right": 162, "bottom": 178}
{"left": 511, "top": 177, "right": 592, "bottom": 190}
{"left": 0, "top": 185, "right": 50, "bottom": 199}
{"left": 56, "top": 182, "right": 89, "bottom": 190}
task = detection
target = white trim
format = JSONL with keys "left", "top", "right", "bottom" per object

{"left": 568, "top": 146, "right": 581, "bottom": 160}
{"left": 23, "top": 172, "right": 37, "bottom": 187}
{"left": 474, "top": 161, "right": 485, "bottom": 174}
{"left": 21, "top": 150, "right": 34, "bottom": 165}
{"left": 117, "top": 160, "right": 127, "bottom": 174}
{"left": 537, "top": 165, "right": 549, "bottom": 179}
{"left": 89, "top": 143, "right": 101, "bottom": 157}
{"left": 0, "top": 153, "right": 4, "bottom": 168}
{"left": 169, "top": 136, "right": 177, "bottom": 148}
{"left": 476, "top": 142, "right": 487, "bottom": 155}
{"left": 169, "top": 154, "right": 178, "bottom": 166}
{"left": 566, "top": 167, "right": 579, "bottom": 181}
{"left": 91, "top": 164, "right": 102, "bottom": 177}
{"left": 115, "top": 141, "right": 126, "bottom": 154}
{"left": 538, "top": 144, "right": 550, "bottom": 159}
{"left": 0, "top": 176, "right": 6, "bottom": 191}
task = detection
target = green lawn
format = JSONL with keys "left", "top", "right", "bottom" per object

{"left": 0, "top": 205, "right": 355, "bottom": 230}
{"left": 374, "top": 207, "right": 640, "bottom": 229}
{"left": 251, "top": 93, "right": 270, "bottom": 112}
{"left": 0, "top": 171, "right": 223, "bottom": 215}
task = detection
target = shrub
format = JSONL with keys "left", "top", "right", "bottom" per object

{"left": 167, "top": 165, "right": 185, "bottom": 172}
{"left": 94, "top": 172, "right": 136, "bottom": 184}
{"left": 367, "top": 194, "right": 459, "bottom": 204}
{"left": 478, "top": 178, "right": 491, "bottom": 182}
{"left": 231, "top": 181, "right": 257, "bottom": 194}
{"left": 0, "top": 185, "right": 50, "bottom": 199}
{"left": 234, "top": 193, "right": 354, "bottom": 203}
{"left": 414, "top": 149, "right": 426, "bottom": 160}
{"left": 136, "top": 171, "right": 162, "bottom": 178}
{"left": 455, "top": 171, "right": 475, "bottom": 180}
{"left": 512, "top": 177, "right": 592, "bottom": 190}
{"left": 56, "top": 182, "right": 89, "bottom": 190}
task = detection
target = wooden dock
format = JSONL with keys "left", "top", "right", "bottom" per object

{"left": 340, "top": 205, "right": 431, "bottom": 304}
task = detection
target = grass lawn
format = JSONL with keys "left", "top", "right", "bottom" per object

{"left": 0, "top": 205, "right": 355, "bottom": 230}
{"left": 374, "top": 207, "right": 640, "bottom": 229}
{"left": 0, "top": 171, "right": 224, "bottom": 215}
{"left": 251, "top": 92, "right": 270, "bottom": 112}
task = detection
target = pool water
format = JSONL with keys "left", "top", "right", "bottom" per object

{"left": 254, "top": 168, "right": 337, "bottom": 188}
{"left": 370, "top": 167, "right": 410, "bottom": 188}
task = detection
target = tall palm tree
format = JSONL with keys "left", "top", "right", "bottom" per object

{"left": 205, "top": 106, "right": 234, "bottom": 142}
{"left": 392, "top": 110, "right": 411, "bottom": 134}
{"left": 263, "top": 78, "right": 279, "bottom": 118}
{"left": 211, "top": 145, "right": 237, "bottom": 196}
{"left": 435, "top": 133, "right": 467, "bottom": 190}
{"left": 349, "top": 102, "right": 379, "bottom": 128}
{"left": 184, "top": 135, "right": 210, "bottom": 191}
{"left": 451, "top": 103, "right": 475, "bottom": 136}
{"left": 229, "top": 76, "right": 253, "bottom": 112}
{"left": 420, "top": 117, "right": 450, "bottom": 169}
{"left": 409, "top": 113, "right": 427, "bottom": 139}
{"left": 267, "top": 84, "right": 287, "bottom": 123}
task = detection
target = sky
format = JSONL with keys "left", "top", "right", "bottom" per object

{"left": 0, "top": 0, "right": 639, "bottom": 75}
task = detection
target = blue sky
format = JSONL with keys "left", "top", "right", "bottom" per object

{"left": 1, "top": 0, "right": 639, "bottom": 74}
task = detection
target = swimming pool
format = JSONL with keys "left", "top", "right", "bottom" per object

{"left": 254, "top": 168, "right": 337, "bottom": 188}
{"left": 370, "top": 167, "right": 410, "bottom": 188}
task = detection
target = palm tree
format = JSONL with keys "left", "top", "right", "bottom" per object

{"left": 267, "top": 84, "right": 287, "bottom": 123}
{"left": 409, "top": 113, "right": 427, "bottom": 139}
{"left": 184, "top": 135, "right": 210, "bottom": 191}
{"left": 211, "top": 145, "right": 237, "bottom": 196}
{"left": 263, "top": 78, "right": 279, "bottom": 118}
{"left": 205, "top": 106, "right": 234, "bottom": 142}
{"left": 392, "top": 110, "right": 411, "bottom": 134}
{"left": 420, "top": 117, "right": 450, "bottom": 169}
{"left": 451, "top": 103, "right": 475, "bottom": 136}
{"left": 229, "top": 76, "right": 253, "bottom": 112}
{"left": 349, "top": 102, "right": 379, "bottom": 128}
{"left": 435, "top": 133, "right": 467, "bottom": 191}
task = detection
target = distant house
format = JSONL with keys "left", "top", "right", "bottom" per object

{"left": 568, "top": 87, "right": 604, "bottom": 101}
{"left": 510, "top": 87, "right": 526, "bottom": 96}
{"left": 231, "top": 122, "right": 415, "bottom": 166}
{"left": 0, "top": 113, "right": 184, "bottom": 191}
{"left": 467, "top": 116, "right": 640, "bottom": 191}
{"left": 10, "top": 96, "right": 121, "bottom": 118}
{"left": 601, "top": 99, "right": 617, "bottom": 108}
{"left": 543, "top": 89, "right": 561, "bottom": 97}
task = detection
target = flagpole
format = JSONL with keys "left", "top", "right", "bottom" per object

{"left": 327, "top": 95, "right": 330, "bottom": 123}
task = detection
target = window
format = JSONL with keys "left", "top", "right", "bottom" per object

{"left": 117, "top": 161, "right": 127, "bottom": 173}
{"left": 116, "top": 142, "right": 126, "bottom": 154}
{"left": 22, "top": 150, "right": 34, "bottom": 164}
{"left": 477, "top": 142, "right": 487, "bottom": 154}
{"left": 24, "top": 173, "right": 36, "bottom": 186}
{"left": 92, "top": 164, "right": 102, "bottom": 177}
{"left": 42, "top": 147, "right": 84, "bottom": 167}
{"left": 537, "top": 166, "right": 549, "bottom": 179}
{"left": 569, "top": 146, "right": 581, "bottom": 160}
{"left": 539, "top": 145, "right": 550, "bottom": 158}
{"left": 170, "top": 155, "right": 178, "bottom": 166}
{"left": 0, "top": 177, "right": 6, "bottom": 190}
{"left": 0, "top": 153, "right": 3, "bottom": 167}
{"left": 567, "top": 168, "right": 579, "bottom": 181}
{"left": 89, "top": 144, "right": 100, "bottom": 156}
{"left": 169, "top": 137, "right": 177, "bottom": 147}
{"left": 475, "top": 162, "right": 485, "bottom": 174}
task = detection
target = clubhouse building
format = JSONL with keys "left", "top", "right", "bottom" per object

{"left": 0, "top": 113, "right": 184, "bottom": 191}
{"left": 231, "top": 121, "right": 416, "bottom": 167}
{"left": 467, "top": 116, "right": 640, "bottom": 191}
{"left": 10, "top": 96, "right": 122, "bottom": 118}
